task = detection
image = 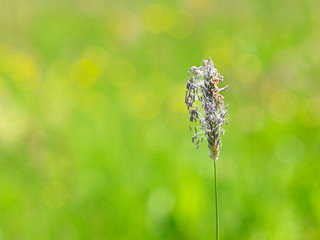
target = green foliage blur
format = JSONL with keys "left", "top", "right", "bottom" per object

{"left": 0, "top": 0, "right": 319, "bottom": 239}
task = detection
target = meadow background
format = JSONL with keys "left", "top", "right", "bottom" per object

{"left": 0, "top": 0, "right": 320, "bottom": 239}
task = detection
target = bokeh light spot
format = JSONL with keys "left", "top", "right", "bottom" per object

{"left": 71, "top": 48, "right": 107, "bottom": 88}
{"left": 168, "top": 10, "right": 194, "bottom": 39}
{"left": 6, "top": 53, "right": 39, "bottom": 89}
{"left": 144, "top": 4, "right": 174, "bottom": 34}
{"left": 110, "top": 9, "right": 142, "bottom": 43}
{"left": 72, "top": 59, "right": 100, "bottom": 87}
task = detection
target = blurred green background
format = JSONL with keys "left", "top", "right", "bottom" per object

{"left": 0, "top": 0, "right": 320, "bottom": 239}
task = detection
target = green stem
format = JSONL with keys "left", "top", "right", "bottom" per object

{"left": 214, "top": 160, "right": 219, "bottom": 240}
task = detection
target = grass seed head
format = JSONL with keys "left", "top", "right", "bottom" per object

{"left": 185, "top": 57, "right": 229, "bottom": 160}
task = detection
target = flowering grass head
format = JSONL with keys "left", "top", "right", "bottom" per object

{"left": 185, "top": 57, "right": 229, "bottom": 160}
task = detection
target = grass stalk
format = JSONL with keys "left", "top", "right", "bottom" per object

{"left": 214, "top": 160, "right": 219, "bottom": 240}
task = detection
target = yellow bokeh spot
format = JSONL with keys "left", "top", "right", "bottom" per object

{"left": 82, "top": 47, "right": 109, "bottom": 67}
{"left": 168, "top": 10, "right": 194, "bottom": 39}
{"left": 144, "top": 3, "right": 174, "bottom": 33}
{"left": 109, "top": 9, "right": 142, "bottom": 43}
{"left": 6, "top": 53, "right": 39, "bottom": 89}
{"left": 71, "top": 59, "right": 100, "bottom": 87}
{"left": 71, "top": 48, "right": 107, "bottom": 88}
{"left": 71, "top": 48, "right": 107, "bottom": 87}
